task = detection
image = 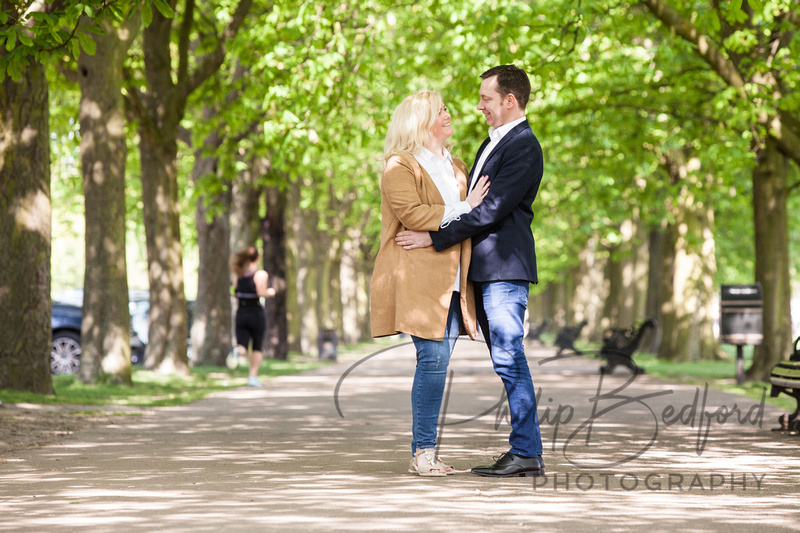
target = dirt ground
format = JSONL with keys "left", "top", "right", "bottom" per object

{"left": 0, "top": 402, "right": 136, "bottom": 456}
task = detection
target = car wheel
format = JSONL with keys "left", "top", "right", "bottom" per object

{"left": 130, "top": 345, "right": 145, "bottom": 365}
{"left": 51, "top": 331, "right": 81, "bottom": 375}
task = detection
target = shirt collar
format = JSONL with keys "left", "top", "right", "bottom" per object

{"left": 418, "top": 146, "right": 453, "bottom": 164}
{"left": 488, "top": 116, "right": 527, "bottom": 141}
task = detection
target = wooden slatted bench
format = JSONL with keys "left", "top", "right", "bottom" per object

{"left": 770, "top": 337, "right": 800, "bottom": 434}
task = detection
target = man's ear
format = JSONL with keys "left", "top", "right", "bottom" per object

{"left": 506, "top": 94, "right": 517, "bottom": 109}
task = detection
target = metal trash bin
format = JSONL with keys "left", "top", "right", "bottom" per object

{"left": 720, "top": 283, "right": 763, "bottom": 384}
{"left": 318, "top": 328, "right": 338, "bottom": 361}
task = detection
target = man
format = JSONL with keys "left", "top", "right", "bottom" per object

{"left": 395, "top": 64, "right": 544, "bottom": 477}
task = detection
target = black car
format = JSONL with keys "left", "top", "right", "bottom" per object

{"left": 50, "top": 291, "right": 192, "bottom": 375}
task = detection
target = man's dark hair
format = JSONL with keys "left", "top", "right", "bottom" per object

{"left": 481, "top": 64, "right": 531, "bottom": 110}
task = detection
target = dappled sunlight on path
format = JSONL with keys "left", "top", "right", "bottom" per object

{"left": 2, "top": 340, "right": 800, "bottom": 532}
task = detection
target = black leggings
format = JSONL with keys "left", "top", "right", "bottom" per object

{"left": 236, "top": 306, "right": 266, "bottom": 351}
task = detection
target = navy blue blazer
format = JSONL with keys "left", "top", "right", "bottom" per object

{"left": 429, "top": 120, "right": 543, "bottom": 283}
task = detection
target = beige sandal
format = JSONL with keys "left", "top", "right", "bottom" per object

{"left": 435, "top": 456, "right": 455, "bottom": 474}
{"left": 408, "top": 449, "right": 453, "bottom": 476}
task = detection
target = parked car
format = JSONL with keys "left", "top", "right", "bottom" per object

{"left": 50, "top": 290, "right": 193, "bottom": 375}
{"left": 50, "top": 302, "right": 83, "bottom": 375}
{"left": 126, "top": 292, "right": 194, "bottom": 362}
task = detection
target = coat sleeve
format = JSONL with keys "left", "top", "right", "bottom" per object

{"left": 430, "top": 136, "right": 542, "bottom": 251}
{"left": 382, "top": 155, "right": 445, "bottom": 232}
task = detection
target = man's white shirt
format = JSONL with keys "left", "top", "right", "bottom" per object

{"left": 469, "top": 116, "right": 527, "bottom": 192}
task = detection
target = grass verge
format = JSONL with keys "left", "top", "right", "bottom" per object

{"left": 564, "top": 339, "right": 795, "bottom": 414}
{"left": 0, "top": 353, "right": 332, "bottom": 408}
{"left": 3, "top": 337, "right": 794, "bottom": 416}
{"left": 0, "top": 338, "right": 406, "bottom": 408}
{"left": 633, "top": 353, "right": 792, "bottom": 411}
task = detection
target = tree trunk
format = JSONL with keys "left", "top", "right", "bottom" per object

{"left": 191, "top": 124, "right": 232, "bottom": 366}
{"left": 749, "top": 137, "right": 792, "bottom": 380}
{"left": 340, "top": 234, "right": 360, "bottom": 344}
{"left": 261, "top": 184, "right": 288, "bottom": 360}
{"left": 316, "top": 236, "right": 340, "bottom": 329}
{"left": 657, "top": 152, "right": 721, "bottom": 361}
{"left": 288, "top": 179, "right": 318, "bottom": 354}
{"left": 599, "top": 219, "right": 651, "bottom": 340}
{"left": 572, "top": 237, "right": 605, "bottom": 340}
{"left": 527, "top": 289, "right": 544, "bottom": 333}
{"left": 641, "top": 225, "right": 666, "bottom": 353}
{"left": 359, "top": 234, "right": 376, "bottom": 341}
{"left": 315, "top": 234, "right": 343, "bottom": 355}
{"left": 228, "top": 156, "right": 263, "bottom": 353}
{"left": 680, "top": 190, "right": 720, "bottom": 361}
{"left": 0, "top": 56, "right": 53, "bottom": 394}
{"left": 77, "top": 16, "right": 138, "bottom": 385}
{"left": 135, "top": 10, "right": 189, "bottom": 375}
{"left": 614, "top": 215, "right": 656, "bottom": 351}
{"left": 229, "top": 156, "right": 261, "bottom": 254}
{"left": 656, "top": 216, "right": 678, "bottom": 361}
{"left": 139, "top": 129, "right": 189, "bottom": 374}
{"left": 541, "top": 284, "right": 558, "bottom": 330}
{"left": 630, "top": 215, "right": 650, "bottom": 325}
{"left": 286, "top": 181, "right": 301, "bottom": 352}
{"left": 286, "top": 204, "right": 301, "bottom": 352}
{"left": 636, "top": 0, "right": 796, "bottom": 375}
{"left": 340, "top": 226, "right": 371, "bottom": 344}
{"left": 603, "top": 241, "right": 624, "bottom": 332}
{"left": 599, "top": 217, "right": 648, "bottom": 334}
{"left": 128, "top": 1, "right": 251, "bottom": 374}
{"left": 331, "top": 246, "right": 344, "bottom": 337}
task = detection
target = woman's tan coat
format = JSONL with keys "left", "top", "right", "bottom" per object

{"left": 370, "top": 152, "right": 478, "bottom": 341}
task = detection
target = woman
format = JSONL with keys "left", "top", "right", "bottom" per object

{"left": 230, "top": 246, "right": 276, "bottom": 387}
{"left": 370, "top": 89, "right": 489, "bottom": 476}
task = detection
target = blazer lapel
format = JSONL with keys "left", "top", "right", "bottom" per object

{"left": 471, "top": 120, "right": 531, "bottom": 179}
{"left": 469, "top": 138, "right": 492, "bottom": 180}
{"left": 486, "top": 121, "right": 529, "bottom": 165}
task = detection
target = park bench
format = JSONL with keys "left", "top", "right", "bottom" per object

{"left": 553, "top": 320, "right": 588, "bottom": 356}
{"left": 769, "top": 336, "right": 800, "bottom": 434}
{"left": 598, "top": 318, "right": 657, "bottom": 374}
{"left": 525, "top": 318, "right": 551, "bottom": 344}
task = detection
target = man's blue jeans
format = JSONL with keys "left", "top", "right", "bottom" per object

{"left": 410, "top": 292, "right": 461, "bottom": 455}
{"left": 476, "top": 281, "right": 543, "bottom": 457}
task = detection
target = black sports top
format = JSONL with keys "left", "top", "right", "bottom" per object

{"left": 235, "top": 272, "right": 260, "bottom": 306}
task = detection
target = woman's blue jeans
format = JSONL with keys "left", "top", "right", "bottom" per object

{"left": 410, "top": 291, "right": 462, "bottom": 455}
{"left": 476, "top": 280, "right": 543, "bottom": 457}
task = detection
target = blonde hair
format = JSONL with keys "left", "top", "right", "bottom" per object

{"left": 382, "top": 89, "right": 452, "bottom": 164}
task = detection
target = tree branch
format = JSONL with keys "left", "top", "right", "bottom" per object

{"left": 638, "top": 0, "right": 746, "bottom": 90}
{"left": 181, "top": 0, "right": 255, "bottom": 101}
{"left": 770, "top": 6, "right": 797, "bottom": 63}
{"left": 771, "top": 111, "right": 800, "bottom": 165}
{"left": 122, "top": 69, "right": 159, "bottom": 144}
{"left": 177, "top": 125, "right": 193, "bottom": 146}
{"left": 638, "top": 0, "right": 800, "bottom": 166}
{"left": 785, "top": 5, "right": 800, "bottom": 28}
{"left": 177, "top": 0, "right": 194, "bottom": 87}
{"left": 55, "top": 62, "right": 79, "bottom": 83}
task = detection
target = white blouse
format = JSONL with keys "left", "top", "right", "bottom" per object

{"left": 414, "top": 147, "right": 471, "bottom": 291}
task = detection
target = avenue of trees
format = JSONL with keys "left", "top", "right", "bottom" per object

{"left": 1, "top": 0, "right": 798, "bottom": 393}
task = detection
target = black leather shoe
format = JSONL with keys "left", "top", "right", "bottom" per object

{"left": 471, "top": 452, "right": 544, "bottom": 478}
